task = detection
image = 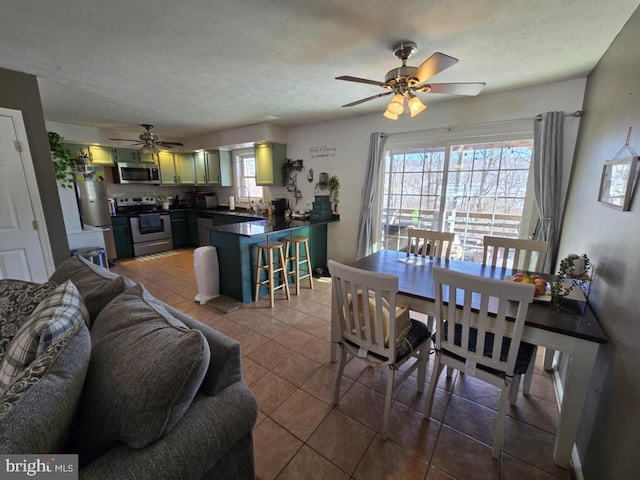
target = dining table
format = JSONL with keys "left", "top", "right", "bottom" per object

{"left": 330, "top": 249, "right": 608, "bottom": 468}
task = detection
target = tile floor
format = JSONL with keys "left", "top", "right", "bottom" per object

{"left": 111, "top": 248, "right": 574, "bottom": 480}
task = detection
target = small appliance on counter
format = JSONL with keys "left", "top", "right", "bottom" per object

{"left": 195, "top": 192, "right": 219, "bottom": 209}
{"left": 272, "top": 198, "right": 287, "bottom": 216}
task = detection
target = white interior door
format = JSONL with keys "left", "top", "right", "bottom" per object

{"left": 0, "top": 108, "right": 55, "bottom": 282}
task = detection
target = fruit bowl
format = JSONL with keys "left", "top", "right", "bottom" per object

{"left": 505, "top": 274, "right": 552, "bottom": 303}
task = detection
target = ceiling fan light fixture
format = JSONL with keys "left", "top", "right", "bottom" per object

{"left": 383, "top": 109, "right": 398, "bottom": 120}
{"left": 408, "top": 95, "right": 427, "bottom": 117}
{"left": 387, "top": 93, "right": 405, "bottom": 115}
{"left": 140, "top": 143, "right": 159, "bottom": 155}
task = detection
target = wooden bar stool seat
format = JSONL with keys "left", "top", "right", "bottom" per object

{"left": 285, "top": 236, "right": 314, "bottom": 295}
{"left": 254, "top": 242, "right": 290, "bottom": 308}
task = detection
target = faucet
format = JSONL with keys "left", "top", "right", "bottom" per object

{"left": 236, "top": 186, "right": 251, "bottom": 208}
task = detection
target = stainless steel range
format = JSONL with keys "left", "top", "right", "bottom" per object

{"left": 116, "top": 197, "right": 173, "bottom": 257}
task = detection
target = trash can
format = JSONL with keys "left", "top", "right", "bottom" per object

{"left": 194, "top": 246, "right": 220, "bottom": 305}
{"left": 72, "top": 247, "right": 107, "bottom": 269}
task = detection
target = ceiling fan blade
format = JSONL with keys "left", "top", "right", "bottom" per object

{"left": 336, "top": 75, "right": 385, "bottom": 87}
{"left": 417, "top": 82, "right": 485, "bottom": 96}
{"left": 157, "top": 141, "right": 184, "bottom": 147}
{"left": 409, "top": 52, "right": 459, "bottom": 85}
{"left": 109, "top": 137, "right": 141, "bottom": 142}
{"left": 342, "top": 91, "right": 392, "bottom": 107}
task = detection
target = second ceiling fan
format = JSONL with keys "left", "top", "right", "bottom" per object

{"left": 336, "top": 41, "right": 485, "bottom": 119}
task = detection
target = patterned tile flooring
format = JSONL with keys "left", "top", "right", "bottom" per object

{"left": 113, "top": 248, "right": 574, "bottom": 480}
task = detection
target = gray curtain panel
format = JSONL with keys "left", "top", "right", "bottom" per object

{"left": 356, "top": 132, "right": 388, "bottom": 259}
{"left": 533, "top": 111, "right": 563, "bottom": 273}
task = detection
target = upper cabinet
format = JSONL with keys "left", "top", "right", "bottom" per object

{"left": 194, "top": 150, "right": 233, "bottom": 186}
{"left": 174, "top": 152, "right": 197, "bottom": 185}
{"left": 255, "top": 143, "right": 286, "bottom": 186}
{"left": 114, "top": 148, "right": 158, "bottom": 164}
{"left": 87, "top": 145, "right": 116, "bottom": 165}
{"left": 158, "top": 151, "right": 196, "bottom": 185}
{"left": 158, "top": 151, "right": 177, "bottom": 185}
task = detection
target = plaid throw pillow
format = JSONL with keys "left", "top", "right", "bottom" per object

{"left": 0, "top": 281, "right": 88, "bottom": 393}
{"left": 0, "top": 279, "right": 58, "bottom": 362}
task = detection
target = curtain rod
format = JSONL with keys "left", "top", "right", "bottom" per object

{"left": 384, "top": 110, "right": 583, "bottom": 138}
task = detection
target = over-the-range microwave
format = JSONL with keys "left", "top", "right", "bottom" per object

{"left": 115, "top": 162, "right": 160, "bottom": 184}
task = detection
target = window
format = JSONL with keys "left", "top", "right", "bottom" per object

{"left": 381, "top": 136, "right": 534, "bottom": 261}
{"left": 233, "top": 150, "right": 263, "bottom": 203}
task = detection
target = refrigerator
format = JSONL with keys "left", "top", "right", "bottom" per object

{"left": 76, "top": 177, "right": 117, "bottom": 264}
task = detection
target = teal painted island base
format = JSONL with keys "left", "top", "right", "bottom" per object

{"left": 208, "top": 218, "right": 334, "bottom": 304}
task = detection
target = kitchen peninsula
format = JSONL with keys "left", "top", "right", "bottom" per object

{"left": 206, "top": 215, "right": 338, "bottom": 303}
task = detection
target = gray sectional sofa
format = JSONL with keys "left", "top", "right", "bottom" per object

{"left": 0, "top": 255, "right": 258, "bottom": 479}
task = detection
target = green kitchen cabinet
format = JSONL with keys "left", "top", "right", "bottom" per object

{"left": 158, "top": 151, "right": 177, "bottom": 184}
{"left": 255, "top": 143, "right": 286, "bottom": 186}
{"left": 170, "top": 211, "right": 188, "bottom": 247}
{"left": 194, "top": 150, "right": 233, "bottom": 186}
{"left": 112, "top": 216, "right": 134, "bottom": 259}
{"left": 174, "top": 152, "right": 196, "bottom": 185}
{"left": 187, "top": 211, "right": 199, "bottom": 246}
{"left": 159, "top": 151, "right": 196, "bottom": 185}
{"left": 194, "top": 151, "right": 208, "bottom": 185}
{"left": 88, "top": 145, "right": 116, "bottom": 166}
{"left": 114, "top": 148, "right": 139, "bottom": 163}
{"left": 114, "top": 147, "right": 158, "bottom": 164}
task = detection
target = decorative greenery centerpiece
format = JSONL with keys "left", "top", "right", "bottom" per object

{"left": 551, "top": 253, "right": 591, "bottom": 310}
{"left": 49, "top": 132, "right": 76, "bottom": 188}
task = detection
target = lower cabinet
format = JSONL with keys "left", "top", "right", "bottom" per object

{"left": 112, "top": 216, "right": 134, "bottom": 258}
{"left": 170, "top": 211, "right": 189, "bottom": 248}
{"left": 187, "top": 211, "right": 199, "bottom": 246}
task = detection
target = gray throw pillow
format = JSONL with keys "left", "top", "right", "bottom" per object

{"left": 0, "top": 279, "right": 58, "bottom": 362}
{"left": 49, "top": 256, "right": 125, "bottom": 326}
{"left": 0, "top": 322, "right": 90, "bottom": 453}
{"left": 72, "top": 283, "right": 210, "bottom": 462}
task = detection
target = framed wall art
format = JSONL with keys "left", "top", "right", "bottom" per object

{"left": 598, "top": 156, "right": 638, "bottom": 211}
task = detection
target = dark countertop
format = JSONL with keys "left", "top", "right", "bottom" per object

{"left": 211, "top": 216, "right": 339, "bottom": 237}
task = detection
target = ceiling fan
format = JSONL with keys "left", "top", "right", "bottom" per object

{"left": 336, "top": 41, "right": 485, "bottom": 119}
{"left": 109, "top": 124, "right": 184, "bottom": 153}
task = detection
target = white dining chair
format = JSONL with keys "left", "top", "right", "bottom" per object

{"left": 482, "top": 236, "right": 547, "bottom": 272}
{"left": 328, "top": 259, "right": 431, "bottom": 439}
{"left": 482, "top": 235, "right": 548, "bottom": 393}
{"left": 424, "top": 266, "right": 536, "bottom": 458}
{"left": 406, "top": 228, "right": 455, "bottom": 260}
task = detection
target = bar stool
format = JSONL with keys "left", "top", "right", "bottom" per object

{"left": 285, "top": 236, "right": 314, "bottom": 295}
{"left": 254, "top": 242, "right": 290, "bottom": 307}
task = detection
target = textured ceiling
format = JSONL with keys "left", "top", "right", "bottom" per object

{"left": 1, "top": 0, "right": 638, "bottom": 139}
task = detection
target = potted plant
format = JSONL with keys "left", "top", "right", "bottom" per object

{"left": 327, "top": 175, "right": 340, "bottom": 213}
{"left": 49, "top": 132, "right": 76, "bottom": 188}
{"left": 551, "top": 253, "right": 591, "bottom": 310}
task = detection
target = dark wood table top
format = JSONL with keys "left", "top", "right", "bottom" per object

{"left": 351, "top": 249, "right": 608, "bottom": 344}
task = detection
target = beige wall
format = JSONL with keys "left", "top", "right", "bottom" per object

{"left": 0, "top": 67, "right": 69, "bottom": 266}
{"left": 557, "top": 6, "right": 640, "bottom": 478}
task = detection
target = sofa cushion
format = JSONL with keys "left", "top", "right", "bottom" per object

{"left": 49, "top": 255, "right": 126, "bottom": 326}
{"left": 73, "top": 283, "right": 210, "bottom": 462}
{"left": 0, "top": 321, "right": 90, "bottom": 453}
{"left": 0, "top": 279, "right": 58, "bottom": 362}
{"left": 0, "top": 281, "right": 89, "bottom": 393}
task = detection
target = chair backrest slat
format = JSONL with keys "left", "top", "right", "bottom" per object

{"left": 433, "top": 266, "right": 534, "bottom": 376}
{"left": 407, "top": 229, "right": 455, "bottom": 260}
{"left": 482, "top": 236, "right": 547, "bottom": 272}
